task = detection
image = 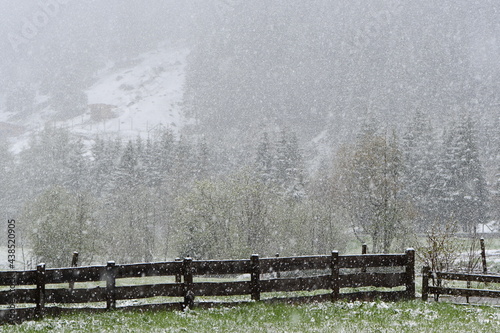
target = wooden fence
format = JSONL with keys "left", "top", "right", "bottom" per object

{"left": 422, "top": 266, "right": 500, "bottom": 303}
{"left": 0, "top": 249, "right": 415, "bottom": 324}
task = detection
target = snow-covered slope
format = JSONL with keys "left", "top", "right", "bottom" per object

{"left": 83, "top": 45, "right": 190, "bottom": 137}
{"left": 3, "top": 44, "right": 190, "bottom": 152}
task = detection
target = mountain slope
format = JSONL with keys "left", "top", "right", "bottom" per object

{"left": 1, "top": 44, "right": 190, "bottom": 152}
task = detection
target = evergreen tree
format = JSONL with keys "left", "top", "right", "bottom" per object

{"left": 274, "top": 130, "right": 304, "bottom": 197}
{"left": 134, "top": 135, "right": 146, "bottom": 184}
{"left": 401, "top": 110, "right": 442, "bottom": 230}
{"left": 255, "top": 132, "right": 274, "bottom": 183}
{"left": 116, "top": 140, "right": 139, "bottom": 189}
{"left": 157, "top": 129, "right": 175, "bottom": 175}
{"left": 195, "top": 138, "right": 211, "bottom": 180}
{"left": 142, "top": 136, "right": 159, "bottom": 187}
{"left": 66, "top": 138, "right": 89, "bottom": 192}
{"left": 168, "top": 136, "right": 197, "bottom": 195}
{"left": 17, "top": 126, "right": 73, "bottom": 200}
{"left": 89, "top": 136, "right": 111, "bottom": 197}
{"left": 442, "top": 113, "right": 488, "bottom": 232}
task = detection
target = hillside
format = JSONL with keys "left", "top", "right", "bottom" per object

{"left": 0, "top": 44, "right": 189, "bottom": 153}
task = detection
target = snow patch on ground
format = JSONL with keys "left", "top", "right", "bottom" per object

{"left": 82, "top": 45, "right": 190, "bottom": 139}
{"left": 3, "top": 44, "right": 190, "bottom": 153}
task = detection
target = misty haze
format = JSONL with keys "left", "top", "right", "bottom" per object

{"left": 0, "top": 0, "right": 499, "bottom": 269}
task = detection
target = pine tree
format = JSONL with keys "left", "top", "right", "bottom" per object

{"left": 255, "top": 132, "right": 274, "bottom": 183}
{"left": 274, "top": 130, "right": 304, "bottom": 197}
{"left": 89, "top": 137, "right": 109, "bottom": 197}
{"left": 168, "top": 136, "right": 196, "bottom": 195}
{"left": 195, "top": 138, "right": 211, "bottom": 180}
{"left": 442, "top": 113, "right": 488, "bottom": 232}
{"left": 401, "top": 110, "right": 442, "bottom": 230}
{"left": 142, "top": 136, "right": 160, "bottom": 187}
{"left": 66, "top": 138, "right": 88, "bottom": 192}
{"left": 134, "top": 135, "right": 146, "bottom": 184}
{"left": 17, "top": 126, "right": 73, "bottom": 199}
{"left": 116, "top": 139, "right": 138, "bottom": 189}
{"left": 158, "top": 129, "right": 175, "bottom": 175}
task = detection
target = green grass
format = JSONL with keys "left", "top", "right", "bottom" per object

{"left": 2, "top": 300, "right": 500, "bottom": 332}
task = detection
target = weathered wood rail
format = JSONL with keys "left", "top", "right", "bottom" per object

{"left": 0, "top": 249, "right": 415, "bottom": 324}
{"left": 422, "top": 266, "right": 500, "bottom": 302}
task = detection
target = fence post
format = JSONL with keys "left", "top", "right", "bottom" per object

{"left": 433, "top": 271, "right": 441, "bottom": 302}
{"left": 331, "top": 251, "right": 340, "bottom": 302}
{"left": 69, "top": 252, "right": 79, "bottom": 290}
{"left": 480, "top": 238, "right": 487, "bottom": 274}
{"left": 175, "top": 258, "right": 182, "bottom": 283}
{"left": 183, "top": 257, "right": 194, "bottom": 310}
{"left": 250, "top": 254, "right": 260, "bottom": 301}
{"left": 422, "top": 266, "right": 430, "bottom": 301}
{"left": 275, "top": 253, "right": 281, "bottom": 279}
{"left": 106, "top": 261, "right": 116, "bottom": 310}
{"left": 405, "top": 248, "right": 415, "bottom": 299}
{"left": 361, "top": 244, "right": 367, "bottom": 273}
{"left": 35, "top": 263, "right": 46, "bottom": 320}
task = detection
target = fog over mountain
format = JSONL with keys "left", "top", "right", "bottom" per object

{"left": 186, "top": 1, "right": 500, "bottom": 158}
{"left": 1, "top": 1, "right": 498, "bottom": 157}
{"left": 1, "top": 1, "right": 499, "bottom": 262}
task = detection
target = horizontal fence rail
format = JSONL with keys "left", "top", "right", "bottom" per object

{"left": 422, "top": 266, "right": 500, "bottom": 303}
{"left": 0, "top": 249, "right": 415, "bottom": 324}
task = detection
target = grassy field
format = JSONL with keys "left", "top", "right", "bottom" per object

{"left": 2, "top": 301, "right": 500, "bottom": 332}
